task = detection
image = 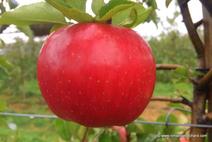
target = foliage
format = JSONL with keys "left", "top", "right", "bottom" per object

{"left": 149, "top": 30, "right": 197, "bottom": 83}
{"left": 0, "top": 2, "right": 66, "bottom": 25}
{"left": 0, "top": 0, "right": 157, "bottom": 32}
{"left": 0, "top": 114, "right": 190, "bottom": 142}
{"left": 0, "top": 39, "right": 42, "bottom": 96}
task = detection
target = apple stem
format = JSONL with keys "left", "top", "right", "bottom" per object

{"left": 81, "top": 127, "right": 89, "bottom": 142}
{"left": 106, "top": 19, "right": 112, "bottom": 24}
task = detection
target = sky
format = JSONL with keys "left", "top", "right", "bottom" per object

{"left": 0, "top": 0, "right": 203, "bottom": 43}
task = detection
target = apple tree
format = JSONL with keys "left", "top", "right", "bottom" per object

{"left": 0, "top": 0, "right": 211, "bottom": 142}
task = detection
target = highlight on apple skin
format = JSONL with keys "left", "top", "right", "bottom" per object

{"left": 37, "top": 23, "right": 156, "bottom": 127}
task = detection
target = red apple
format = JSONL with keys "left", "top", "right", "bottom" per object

{"left": 37, "top": 23, "right": 156, "bottom": 127}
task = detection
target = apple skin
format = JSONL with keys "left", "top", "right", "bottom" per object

{"left": 37, "top": 23, "right": 156, "bottom": 127}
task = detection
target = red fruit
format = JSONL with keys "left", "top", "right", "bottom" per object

{"left": 37, "top": 23, "right": 156, "bottom": 127}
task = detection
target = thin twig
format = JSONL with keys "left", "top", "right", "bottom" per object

{"left": 156, "top": 64, "right": 183, "bottom": 70}
{"left": 151, "top": 96, "right": 192, "bottom": 107}
{"left": 189, "top": 77, "right": 199, "bottom": 85}
{"left": 194, "top": 19, "right": 203, "bottom": 29}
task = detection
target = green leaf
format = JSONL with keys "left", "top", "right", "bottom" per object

{"left": 99, "top": 131, "right": 112, "bottom": 142}
{"left": 92, "top": 0, "right": 105, "bottom": 15}
{"left": 126, "top": 123, "right": 143, "bottom": 134}
{"left": 64, "top": 0, "right": 87, "bottom": 12}
{"left": 0, "top": 2, "right": 67, "bottom": 25}
{"left": 146, "top": 0, "right": 157, "bottom": 9}
{"left": 111, "top": 132, "right": 119, "bottom": 142}
{"left": 55, "top": 119, "right": 80, "bottom": 141}
{"left": 112, "top": 6, "right": 137, "bottom": 27}
{"left": 156, "top": 114, "right": 179, "bottom": 135}
{"left": 165, "top": 0, "right": 172, "bottom": 7}
{"left": 46, "top": 0, "right": 94, "bottom": 22}
{"left": 144, "top": 0, "right": 158, "bottom": 25}
{"left": 17, "top": 25, "right": 34, "bottom": 38}
{"left": 112, "top": 3, "right": 152, "bottom": 28}
{"left": 147, "top": 10, "right": 159, "bottom": 26}
{"left": 98, "top": 0, "right": 134, "bottom": 22}
{"left": 112, "top": 3, "right": 153, "bottom": 28}
{"left": 131, "top": 6, "right": 153, "bottom": 27}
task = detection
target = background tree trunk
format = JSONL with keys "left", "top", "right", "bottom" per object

{"left": 177, "top": 1, "right": 212, "bottom": 141}
{"left": 203, "top": 6, "right": 212, "bottom": 142}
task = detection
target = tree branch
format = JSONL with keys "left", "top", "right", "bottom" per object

{"left": 178, "top": 0, "right": 204, "bottom": 60}
{"left": 151, "top": 96, "right": 192, "bottom": 107}
{"left": 194, "top": 19, "right": 203, "bottom": 29}
{"left": 199, "top": 0, "right": 212, "bottom": 16}
{"left": 156, "top": 64, "right": 183, "bottom": 70}
{"left": 198, "top": 69, "right": 212, "bottom": 89}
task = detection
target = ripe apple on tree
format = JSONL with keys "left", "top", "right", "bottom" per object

{"left": 37, "top": 22, "right": 156, "bottom": 127}
{"left": 0, "top": 0, "right": 157, "bottom": 128}
{"left": 36, "top": 0, "right": 156, "bottom": 127}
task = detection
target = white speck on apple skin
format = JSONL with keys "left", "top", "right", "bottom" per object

{"left": 71, "top": 52, "right": 75, "bottom": 56}
{"left": 128, "top": 55, "right": 132, "bottom": 60}
{"left": 58, "top": 81, "right": 62, "bottom": 84}
{"left": 129, "top": 81, "right": 133, "bottom": 85}
{"left": 78, "top": 91, "right": 82, "bottom": 95}
{"left": 60, "top": 90, "right": 64, "bottom": 94}
{"left": 88, "top": 76, "right": 93, "bottom": 80}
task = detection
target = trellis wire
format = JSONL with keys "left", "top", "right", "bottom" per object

{"left": 0, "top": 112, "right": 212, "bottom": 128}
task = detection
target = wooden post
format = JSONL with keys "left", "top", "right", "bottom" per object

{"left": 203, "top": 6, "right": 212, "bottom": 142}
